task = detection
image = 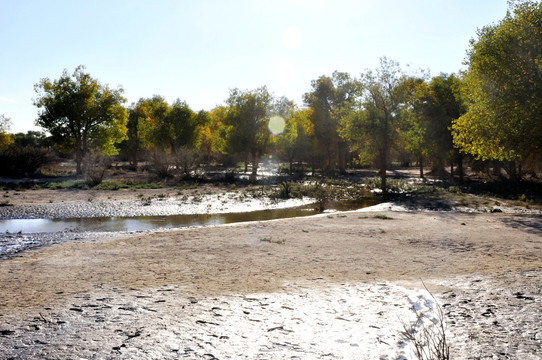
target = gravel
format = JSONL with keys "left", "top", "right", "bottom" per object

{"left": 0, "top": 194, "right": 311, "bottom": 220}
{"left": 0, "top": 194, "right": 313, "bottom": 260}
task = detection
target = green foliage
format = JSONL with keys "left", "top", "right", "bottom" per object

{"left": 196, "top": 106, "right": 229, "bottom": 162}
{"left": 271, "top": 181, "right": 294, "bottom": 200}
{"left": 363, "top": 177, "right": 424, "bottom": 194}
{"left": 274, "top": 108, "right": 315, "bottom": 171}
{"left": 41, "top": 178, "right": 165, "bottom": 190}
{"left": 12, "top": 131, "right": 47, "bottom": 148}
{"left": 16, "top": 5, "right": 542, "bottom": 185}
{"left": 123, "top": 95, "right": 201, "bottom": 170}
{"left": 43, "top": 180, "right": 88, "bottom": 190}
{"left": 34, "top": 65, "right": 128, "bottom": 174}
{"left": 309, "top": 182, "right": 335, "bottom": 212}
{"left": 224, "top": 86, "right": 272, "bottom": 175}
{"left": 400, "top": 74, "right": 465, "bottom": 176}
{"left": 398, "top": 77, "right": 431, "bottom": 162}
{"left": 269, "top": 181, "right": 306, "bottom": 200}
{"left": 123, "top": 96, "right": 167, "bottom": 166}
{"left": 161, "top": 99, "right": 197, "bottom": 151}
{"left": 341, "top": 57, "right": 405, "bottom": 193}
{"left": 129, "top": 181, "right": 167, "bottom": 189}
{"left": 452, "top": 0, "right": 542, "bottom": 164}
{"left": 304, "top": 71, "right": 361, "bottom": 172}
{"left": 93, "top": 180, "right": 126, "bottom": 190}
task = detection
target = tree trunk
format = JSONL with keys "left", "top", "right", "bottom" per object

{"left": 75, "top": 134, "right": 83, "bottom": 175}
{"left": 338, "top": 141, "right": 347, "bottom": 174}
{"left": 457, "top": 151, "right": 464, "bottom": 182}
{"left": 419, "top": 157, "right": 424, "bottom": 179}
{"left": 380, "top": 166, "right": 387, "bottom": 196}
{"left": 492, "top": 161, "right": 502, "bottom": 177}
{"left": 432, "top": 157, "right": 446, "bottom": 178}
{"left": 379, "top": 142, "right": 389, "bottom": 196}
{"left": 81, "top": 132, "right": 89, "bottom": 177}
{"left": 76, "top": 149, "right": 83, "bottom": 175}
{"left": 500, "top": 160, "right": 521, "bottom": 182}
{"left": 326, "top": 142, "right": 334, "bottom": 173}
{"left": 251, "top": 152, "right": 259, "bottom": 176}
{"left": 132, "top": 155, "right": 138, "bottom": 169}
{"left": 130, "top": 137, "right": 139, "bottom": 168}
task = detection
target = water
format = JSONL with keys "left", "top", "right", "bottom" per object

{"left": 0, "top": 199, "right": 379, "bottom": 234}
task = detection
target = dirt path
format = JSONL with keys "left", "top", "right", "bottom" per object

{"left": 0, "top": 210, "right": 541, "bottom": 358}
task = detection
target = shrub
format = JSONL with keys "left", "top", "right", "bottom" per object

{"left": 43, "top": 180, "right": 87, "bottom": 189}
{"left": 94, "top": 180, "right": 126, "bottom": 190}
{"left": 0, "top": 145, "right": 52, "bottom": 177}
{"left": 150, "top": 150, "right": 174, "bottom": 179}
{"left": 259, "top": 237, "right": 286, "bottom": 244}
{"left": 174, "top": 146, "right": 200, "bottom": 179}
{"left": 373, "top": 214, "right": 394, "bottom": 220}
{"left": 308, "top": 181, "right": 334, "bottom": 212}
{"left": 270, "top": 181, "right": 295, "bottom": 200}
{"left": 84, "top": 151, "right": 111, "bottom": 186}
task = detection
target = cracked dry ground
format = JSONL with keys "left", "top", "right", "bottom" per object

{"left": 0, "top": 211, "right": 541, "bottom": 359}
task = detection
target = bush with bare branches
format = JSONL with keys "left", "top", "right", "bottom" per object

{"left": 401, "top": 285, "right": 450, "bottom": 360}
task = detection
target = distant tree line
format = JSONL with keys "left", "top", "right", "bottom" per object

{"left": 1, "top": 1, "right": 541, "bottom": 187}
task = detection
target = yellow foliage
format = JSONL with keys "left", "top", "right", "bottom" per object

{"left": 0, "top": 114, "right": 13, "bottom": 150}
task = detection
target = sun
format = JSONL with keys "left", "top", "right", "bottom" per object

{"left": 282, "top": 27, "right": 302, "bottom": 49}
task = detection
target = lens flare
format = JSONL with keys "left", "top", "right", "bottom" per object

{"left": 268, "top": 115, "right": 285, "bottom": 135}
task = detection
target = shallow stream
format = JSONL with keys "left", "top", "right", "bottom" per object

{"left": 0, "top": 199, "right": 379, "bottom": 234}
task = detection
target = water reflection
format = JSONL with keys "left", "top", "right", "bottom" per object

{"left": 0, "top": 199, "right": 379, "bottom": 234}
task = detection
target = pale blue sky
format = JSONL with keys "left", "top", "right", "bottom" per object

{"left": 1, "top": 0, "right": 508, "bottom": 133}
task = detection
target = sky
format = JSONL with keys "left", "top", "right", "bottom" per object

{"left": 1, "top": 0, "right": 510, "bottom": 134}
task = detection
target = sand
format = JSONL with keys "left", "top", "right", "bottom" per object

{"left": 0, "top": 206, "right": 541, "bottom": 358}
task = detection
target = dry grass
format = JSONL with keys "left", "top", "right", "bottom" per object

{"left": 401, "top": 283, "right": 450, "bottom": 360}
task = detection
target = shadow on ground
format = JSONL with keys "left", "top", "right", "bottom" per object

{"left": 501, "top": 215, "right": 542, "bottom": 235}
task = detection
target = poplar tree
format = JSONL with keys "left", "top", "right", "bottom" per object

{"left": 34, "top": 66, "right": 127, "bottom": 174}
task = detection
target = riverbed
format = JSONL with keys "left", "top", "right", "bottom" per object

{"left": 0, "top": 187, "right": 541, "bottom": 359}
{"left": 0, "top": 190, "right": 379, "bottom": 259}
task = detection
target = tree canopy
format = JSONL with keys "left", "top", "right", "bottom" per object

{"left": 224, "top": 87, "right": 272, "bottom": 175}
{"left": 400, "top": 73, "right": 466, "bottom": 178}
{"left": 18, "top": 1, "right": 542, "bottom": 183}
{"left": 34, "top": 66, "right": 128, "bottom": 174}
{"left": 274, "top": 107, "right": 314, "bottom": 173}
{"left": 303, "top": 71, "right": 360, "bottom": 172}
{"left": 452, "top": 0, "right": 542, "bottom": 167}
{"left": 341, "top": 58, "right": 405, "bottom": 193}
{"left": 0, "top": 114, "right": 14, "bottom": 150}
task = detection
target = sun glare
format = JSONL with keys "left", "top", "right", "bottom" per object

{"left": 275, "top": 61, "right": 295, "bottom": 87}
{"left": 282, "top": 27, "right": 302, "bottom": 49}
{"left": 268, "top": 115, "right": 286, "bottom": 135}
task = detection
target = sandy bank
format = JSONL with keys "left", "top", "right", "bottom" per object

{"left": 0, "top": 210, "right": 541, "bottom": 358}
